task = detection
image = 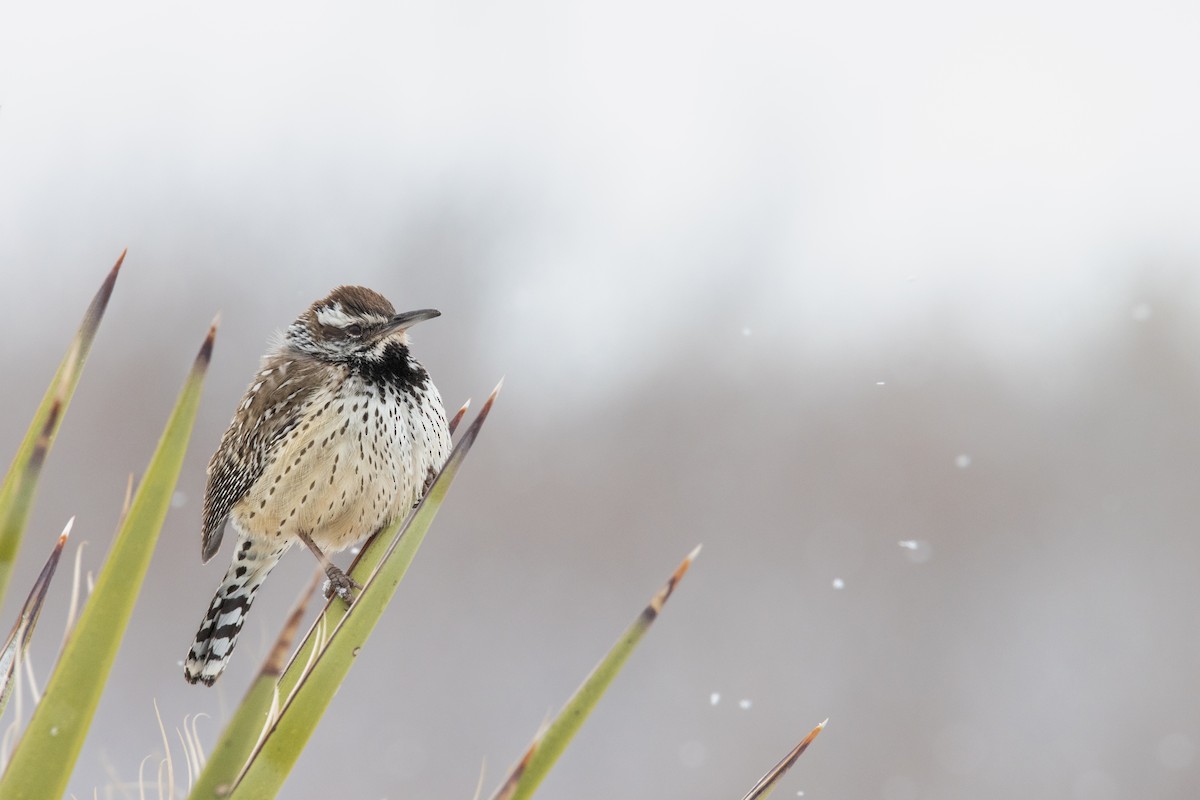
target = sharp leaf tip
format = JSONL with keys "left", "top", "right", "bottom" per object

{"left": 198, "top": 318, "right": 219, "bottom": 364}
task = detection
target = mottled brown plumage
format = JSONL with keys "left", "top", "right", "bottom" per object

{"left": 200, "top": 357, "right": 327, "bottom": 563}
{"left": 185, "top": 286, "right": 450, "bottom": 686}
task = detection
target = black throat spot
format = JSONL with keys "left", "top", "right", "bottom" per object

{"left": 356, "top": 342, "right": 428, "bottom": 394}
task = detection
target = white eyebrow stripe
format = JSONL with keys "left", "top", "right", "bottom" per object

{"left": 316, "top": 304, "right": 356, "bottom": 328}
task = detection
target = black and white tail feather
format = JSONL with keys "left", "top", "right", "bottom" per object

{"left": 184, "top": 536, "right": 285, "bottom": 685}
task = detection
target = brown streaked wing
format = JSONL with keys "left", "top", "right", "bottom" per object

{"left": 200, "top": 355, "right": 329, "bottom": 562}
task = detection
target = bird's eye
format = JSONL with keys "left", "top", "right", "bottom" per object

{"left": 345, "top": 324, "right": 364, "bottom": 338}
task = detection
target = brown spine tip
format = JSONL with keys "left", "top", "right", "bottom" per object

{"left": 476, "top": 379, "right": 503, "bottom": 421}
{"left": 740, "top": 720, "right": 828, "bottom": 800}
{"left": 79, "top": 249, "right": 126, "bottom": 337}
{"left": 99, "top": 249, "right": 125, "bottom": 303}
{"left": 802, "top": 719, "right": 826, "bottom": 744}
{"left": 648, "top": 545, "right": 701, "bottom": 615}
{"left": 197, "top": 315, "right": 220, "bottom": 366}
{"left": 57, "top": 517, "right": 75, "bottom": 547}
{"left": 448, "top": 399, "right": 472, "bottom": 436}
{"left": 452, "top": 377, "right": 503, "bottom": 453}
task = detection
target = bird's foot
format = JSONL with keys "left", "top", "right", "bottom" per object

{"left": 416, "top": 466, "right": 437, "bottom": 504}
{"left": 322, "top": 565, "right": 361, "bottom": 602}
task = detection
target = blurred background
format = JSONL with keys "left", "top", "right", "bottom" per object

{"left": 2, "top": 0, "right": 1200, "bottom": 797}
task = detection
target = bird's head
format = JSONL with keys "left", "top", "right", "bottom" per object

{"left": 284, "top": 285, "right": 439, "bottom": 362}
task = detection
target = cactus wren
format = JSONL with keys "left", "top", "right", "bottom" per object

{"left": 184, "top": 286, "right": 451, "bottom": 686}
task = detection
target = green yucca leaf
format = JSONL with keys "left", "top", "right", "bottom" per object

{"left": 0, "top": 252, "right": 123, "bottom": 605}
{"left": 740, "top": 720, "right": 827, "bottom": 800}
{"left": 0, "top": 519, "right": 71, "bottom": 721}
{"left": 191, "top": 383, "right": 499, "bottom": 800}
{"left": 0, "top": 320, "right": 215, "bottom": 800}
{"left": 490, "top": 545, "right": 701, "bottom": 800}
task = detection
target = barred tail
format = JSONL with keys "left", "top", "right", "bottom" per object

{"left": 184, "top": 538, "right": 284, "bottom": 686}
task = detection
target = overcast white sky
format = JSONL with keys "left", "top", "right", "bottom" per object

{"left": 3, "top": 0, "right": 1199, "bottom": 384}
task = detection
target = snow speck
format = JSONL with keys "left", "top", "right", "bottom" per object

{"left": 738, "top": 698, "right": 753, "bottom": 710}
{"left": 709, "top": 692, "right": 721, "bottom": 706}
{"left": 898, "top": 540, "right": 933, "bottom": 564}
{"left": 832, "top": 577, "right": 845, "bottom": 590}
{"left": 350, "top": 546, "right": 360, "bottom": 555}
{"left": 1131, "top": 302, "right": 1153, "bottom": 322}
{"left": 876, "top": 381, "right": 886, "bottom": 386}
{"left": 796, "top": 792, "right": 805, "bottom": 797}
{"left": 742, "top": 326, "right": 753, "bottom": 337}
{"left": 955, "top": 454, "right": 972, "bottom": 469}
{"left": 49, "top": 727, "right": 58, "bottom": 737}
{"left": 171, "top": 491, "right": 187, "bottom": 509}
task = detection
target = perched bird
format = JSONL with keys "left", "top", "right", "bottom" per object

{"left": 184, "top": 286, "right": 451, "bottom": 686}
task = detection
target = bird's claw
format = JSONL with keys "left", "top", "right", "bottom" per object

{"left": 418, "top": 466, "right": 437, "bottom": 503}
{"left": 322, "top": 567, "right": 361, "bottom": 602}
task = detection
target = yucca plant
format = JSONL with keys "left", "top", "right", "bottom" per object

{"left": 0, "top": 253, "right": 825, "bottom": 799}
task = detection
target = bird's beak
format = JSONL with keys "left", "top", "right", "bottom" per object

{"left": 385, "top": 308, "right": 441, "bottom": 332}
